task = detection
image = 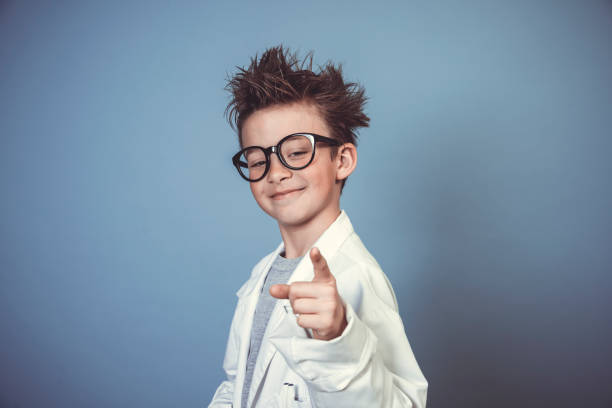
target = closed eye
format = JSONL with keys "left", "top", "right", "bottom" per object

{"left": 288, "top": 151, "right": 308, "bottom": 158}
{"left": 248, "top": 161, "right": 266, "bottom": 168}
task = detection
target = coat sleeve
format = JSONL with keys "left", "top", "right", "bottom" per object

{"left": 208, "top": 299, "right": 242, "bottom": 408}
{"left": 268, "top": 266, "right": 428, "bottom": 408}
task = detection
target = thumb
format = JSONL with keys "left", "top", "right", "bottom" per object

{"left": 269, "top": 283, "right": 290, "bottom": 299}
{"left": 310, "top": 247, "right": 333, "bottom": 282}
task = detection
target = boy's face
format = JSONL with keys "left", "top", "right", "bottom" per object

{"left": 241, "top": 101, "right": 343, "bottom": 229}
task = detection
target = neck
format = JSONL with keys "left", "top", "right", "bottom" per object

{"left": 278, "top": 205, "right": 341, "bottom": 259}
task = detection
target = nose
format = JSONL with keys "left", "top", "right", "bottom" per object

{"left": 267, "top": 152, "right": 291, "bottom": 183}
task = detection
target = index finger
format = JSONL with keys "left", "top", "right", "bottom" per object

{"left": 269, "top": 283, "right": 290, "bottom": 299}
{"left": 310, "top": 247, "right": 333, "bottom": 282}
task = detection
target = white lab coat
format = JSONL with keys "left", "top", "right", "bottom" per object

{"left": 208, "top": 211, "right": 428, "bottom": 407}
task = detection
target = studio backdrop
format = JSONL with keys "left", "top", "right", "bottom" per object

{"left": 1, "top": 1, "right": 611, "bottom": 407}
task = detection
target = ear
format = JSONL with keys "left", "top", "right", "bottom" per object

{"left": 335, "top": 143, "right": 357, "bottom": 181}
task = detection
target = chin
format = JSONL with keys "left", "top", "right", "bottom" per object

{"left": 269, "top": 208, "right": 313, "bottom": 227}
{"left": 256, "top": 190, "right": 336, "bottom": 228}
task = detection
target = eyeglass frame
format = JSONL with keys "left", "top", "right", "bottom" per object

{"left": 232, "top": 132, "right": 342, "bottom": 182}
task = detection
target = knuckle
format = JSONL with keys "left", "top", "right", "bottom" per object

{"left": 288, "top": 284, "right": 296, "bottom": 300}
{"left": 318, "top": 299, "right": 331, "bottom": 312}
{"left": 292, "top": 298, "right": 303, "bottom": 312}
{"left": 320, "top": 314, "right": 333, "bottom": 329}
{"left": 323, "top": 285, "right": 336, "bottom": 297}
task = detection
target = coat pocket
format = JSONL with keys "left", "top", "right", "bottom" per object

{"left": 263, "top": 382, "right": 308, "bottom": 408}
{"left": 280, "top": 382, "right": 309, "bottom": 407}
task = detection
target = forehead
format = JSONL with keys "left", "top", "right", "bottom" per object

{"left": 241, "top": 101, "right": 330, "bottom": 148}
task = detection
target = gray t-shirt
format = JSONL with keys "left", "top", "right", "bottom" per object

{"left": 241, "top": 253, "right": 302, "bottom": 408}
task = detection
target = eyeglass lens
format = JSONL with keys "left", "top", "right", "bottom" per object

{"left": 239, "top": 134, "right": 314, "bottom": 180}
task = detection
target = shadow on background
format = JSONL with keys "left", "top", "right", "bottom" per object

{"left": 395, "top": 111, "right": 611, "bottom": 407}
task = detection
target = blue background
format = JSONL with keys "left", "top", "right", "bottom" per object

{"left": 1, "top": 1, "right": 611, "bottom": 407}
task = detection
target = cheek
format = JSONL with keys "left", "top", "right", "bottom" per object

{"left": 305, "top": 167, "right": 335, "bottom": 192}
{"left": 250, "top": 183, "right": 265, "bottom": 204}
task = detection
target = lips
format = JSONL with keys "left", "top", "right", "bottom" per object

{"left": 271, "top": 187, "right": 305, "bottom": 200}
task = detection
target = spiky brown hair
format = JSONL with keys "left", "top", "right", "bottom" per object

{"left": 225, "top": 45, "right": 370, "bottom": 148}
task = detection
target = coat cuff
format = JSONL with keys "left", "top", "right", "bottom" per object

{"left": 268, "top": 302, "right": 377, "bottom": 392}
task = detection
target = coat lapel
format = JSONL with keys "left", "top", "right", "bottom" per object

{"left": 245, "top": 210, "right": 355, "bottom": 406}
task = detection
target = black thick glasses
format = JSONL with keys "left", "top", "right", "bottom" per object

{"left": 232, "top": 133, "right": 341, "bottom": 182}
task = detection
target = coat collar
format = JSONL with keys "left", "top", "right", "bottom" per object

{"left": 235, "top": 209, "right": 354, "bottom": 299}
{"left": 286, "top": 209, "right": 354, "bottom": 283}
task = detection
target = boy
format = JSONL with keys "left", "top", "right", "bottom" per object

{"left": 209, "top": 46, "right": 427, "bottom": 408}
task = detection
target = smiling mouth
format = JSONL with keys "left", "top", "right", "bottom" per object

{"left": 271, "top": 188, "right": 305, "bottom": 200}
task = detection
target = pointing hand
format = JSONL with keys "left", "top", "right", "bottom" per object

{"left": 270, "top": 247, "right": 347, "bottom": 341}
